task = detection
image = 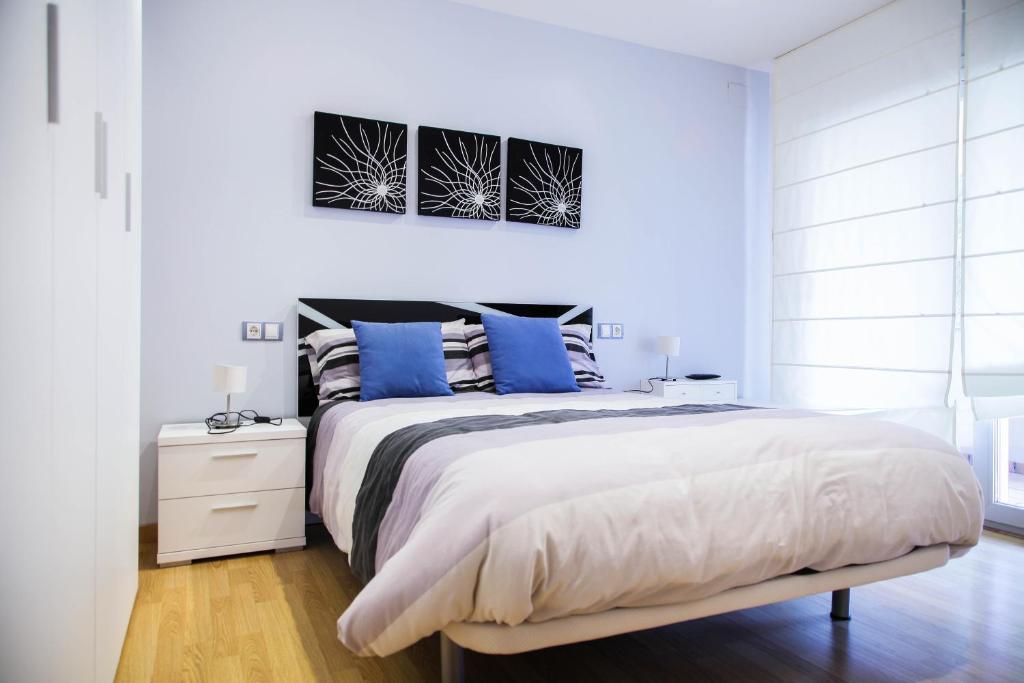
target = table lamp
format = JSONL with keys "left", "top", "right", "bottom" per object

{"left": 212, "top": 364, "right": 247, "bottom": 427}
{"left": 656, "top": 336, "right": 680, "bottom": 380}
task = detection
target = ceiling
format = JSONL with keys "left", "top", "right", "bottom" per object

{"left": 451, "top": 0, "right": 893, "bottom": 71}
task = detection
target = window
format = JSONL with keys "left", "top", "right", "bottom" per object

{"left": 994, "top": 417, "right": 1024, "bottom": 509}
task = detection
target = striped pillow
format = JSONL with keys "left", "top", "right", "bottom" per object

{"left": 441, "top": 320, "right": 478, "bottom": 393}
{"left": 306, "top": 320, "right": 476, "bottom": 404}
{"left": 465, "top": 322, "right": 606, "bottom": 390}
{"left": 465, "top": 324, "right": 494, "bottom": 392}
{"left": 560, "top": 323, "right": 607, "bottom": 388}
{"left": 307, "top": 327, "right": 361, "bottom": 403}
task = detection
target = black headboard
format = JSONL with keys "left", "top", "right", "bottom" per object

{"left": 297, "top": 298, "right": 593, "bottom": 417}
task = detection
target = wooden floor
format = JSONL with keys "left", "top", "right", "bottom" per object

{"left": 116, "top": 526, "right": 1024, "bottom": 682}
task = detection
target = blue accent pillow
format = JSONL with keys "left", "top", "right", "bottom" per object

{"left": 481, "top": 314, "right": 581, "bottom": 395}
{"left": 352, "top": 321, "right": 454, "bottom": 401}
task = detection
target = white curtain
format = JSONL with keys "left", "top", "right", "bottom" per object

{"left": 963, "top": 0, "right": 1024, "bottom": 413}
{"left": 771, "top": 0, "right": 961, "bottom": 411}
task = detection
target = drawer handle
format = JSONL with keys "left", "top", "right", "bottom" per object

{"left": 211, "top": 450, "right": 258, "bottom": 459}
{"left": 211, "top": 501, "right": 258, "bottom": 511}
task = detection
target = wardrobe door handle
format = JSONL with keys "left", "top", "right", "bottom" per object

{"left": 125, "top": 173, "right": 132, "bottom": 231}
{"left": 211, "top": 501, "right": 258, "bottom": 511}
{"left": 94, "top": 113, "right": 107, "bottom": 198}
{"left": 47, "top": 4, "right": 59, "bottom": 123}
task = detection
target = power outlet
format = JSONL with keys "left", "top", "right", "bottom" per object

{"left": 243, "top": 321, "right": 263, "bottom": 340}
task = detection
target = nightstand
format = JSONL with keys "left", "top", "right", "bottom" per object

{"left": 649, "top": 378, "right": 738, "bottom": 402}
{"left": 157, "top": 419, "right": 306, "bottom": 567}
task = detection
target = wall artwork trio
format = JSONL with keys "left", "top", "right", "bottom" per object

{"left": 311, "top": 111, "right": 582, "bottom": 228}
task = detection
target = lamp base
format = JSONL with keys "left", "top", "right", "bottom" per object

{"left": 208, "top": 393, "right": 239, "bottom": 430}
{"left": 207, "top": 414, "right": 240, "bottom": 430}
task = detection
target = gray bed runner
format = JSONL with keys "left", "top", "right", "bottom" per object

{"left": 351, "top": 402, "right": 755, "bottom": 583}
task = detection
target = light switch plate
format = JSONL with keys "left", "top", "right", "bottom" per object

{"left": 597, "top": 323, "right": 624, "bottom": 339}
{"left": 243, "top": 321, "right": 263, "bottom": 340}
{"left": 263, "top": 321, "right": 282, "bottom": 341}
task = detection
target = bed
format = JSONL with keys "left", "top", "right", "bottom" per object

{"left": 298, "top": 298, "right": 984, "bottom": 683}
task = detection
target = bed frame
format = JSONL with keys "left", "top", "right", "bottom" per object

{"left": 440, "top": 544, "right": 950, "bottom": 683}
{"left": 295, "top": 298, "right": 950, "bottom": 683}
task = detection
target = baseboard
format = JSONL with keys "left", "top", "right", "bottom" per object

{"left": 139, "top": 523, "right": 157, "bottom": 543}
{"left": 984, "top": 522, "right": 1024, "bottom": 540}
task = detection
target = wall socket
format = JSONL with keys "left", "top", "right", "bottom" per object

{"left": 597, "top": 323, "right": 624, "bottom": 339}
{"left": 242, "top": 321, "right": 282, "bottom": 341}
{"left": 243, "top": 321, "right": 262, "bottom": 340}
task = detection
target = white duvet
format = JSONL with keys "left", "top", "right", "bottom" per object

{"left": 308, "top": 392, "right": 984, "bottom": 656}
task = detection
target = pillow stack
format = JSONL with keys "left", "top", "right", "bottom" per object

{"left": 480, "top": 314, "right": 580, "bottom": 395}
{"left": 306, "top": 319, "right": 476, "bottom": 403}
{"left": 305, "top": 316, "right": 607, "bottom": 404}
{"left": 466, "top": 322, "right": 606, "bottom": 391}
{"left": 352, "top": 321, "right": 452, "bottom": 401}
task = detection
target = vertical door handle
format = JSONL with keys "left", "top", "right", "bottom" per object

{"left": 94, "top": 113, "right": 107, "bottom": 198}
{"left": 47, "top": 4, "right": 59, "bottom": 123}
{"left": 125, "top": 173, "right": 132, "bottom": 231}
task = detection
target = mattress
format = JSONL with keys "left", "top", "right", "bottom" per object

{"left": 307, "top": 391, "right": 983, "bottom": 656}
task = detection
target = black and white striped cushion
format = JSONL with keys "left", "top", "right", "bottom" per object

{"left": 306, "top": 327, "right": 361, "bottom": 403}
{"left": 560, "top": 323, "right": 607, "bottom": 388}
{"left": 306, "top": 320, "right": 476, "bottom": 404}
{"left": 465, "top": 322, "right": 607, "bottom": 391}
{"left": 465, "top": 324, "right": 495, "bottom": 392}
{"left": 441, "top": 320, "right": 478, "bottom": 393}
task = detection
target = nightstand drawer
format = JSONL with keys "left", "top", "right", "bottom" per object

{"left": 652, "top": 380, "right": 738, "bottom": 402}
{"left": 157, "top": 488, "right": 305, "bottom": 554}
{"left": 692, "top": 383, "right": 737, "bottom": 402}
{"left": 159, "top": 438, "right": 304, "bottom": 500}
{"left": 660, "top": 384, "right": 701, "bottom": 400}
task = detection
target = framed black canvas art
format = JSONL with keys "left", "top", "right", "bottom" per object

{"left": 312, "top": 112, "right": 407, "bottom": 214}
{"left": 417, "top": 126, "right": 501, "bottom": 221}
{"left": 505, "top": 137, "right": 582, "bottom": 229}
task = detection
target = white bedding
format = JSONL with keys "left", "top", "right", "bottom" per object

{"left": 308, "top": 392, "right": 983, "bottom": 656}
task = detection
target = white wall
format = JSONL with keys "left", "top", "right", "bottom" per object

{"left": 141, "top": 0, "right": 771, "bottom": 523}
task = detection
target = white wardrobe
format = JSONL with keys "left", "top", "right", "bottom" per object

{"left": 0, "top": 1, "right": 141, "bottom": 680}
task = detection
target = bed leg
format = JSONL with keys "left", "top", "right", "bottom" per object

{"left": 440, "top": 632, "right": 465, "bottom": 683}
{"left": 830, "top": 588, "right": 851, "bottom": 621}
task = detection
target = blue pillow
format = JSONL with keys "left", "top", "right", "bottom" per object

{"left": 352, "top": 321, "right": 454, "bottom": 401}
{"left": 481, "top": 314, "right": 581, "bottom": 395}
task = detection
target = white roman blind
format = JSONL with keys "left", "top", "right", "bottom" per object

{"left": 962, "top": 0, "right": 1024, "bottom": 403}
{"left": 771, "top": 0, "right": 962, "bottom": 410}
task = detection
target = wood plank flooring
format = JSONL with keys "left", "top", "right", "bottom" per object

{"left": 116, "top": 526, "right": 1024, "bottom": 682}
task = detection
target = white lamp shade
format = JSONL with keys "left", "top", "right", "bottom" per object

{"left": 656, "top": 336, "right": 681, "bottom": 357}
{"left": 213, "top": 364, "right": 247, "bottom": 394}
